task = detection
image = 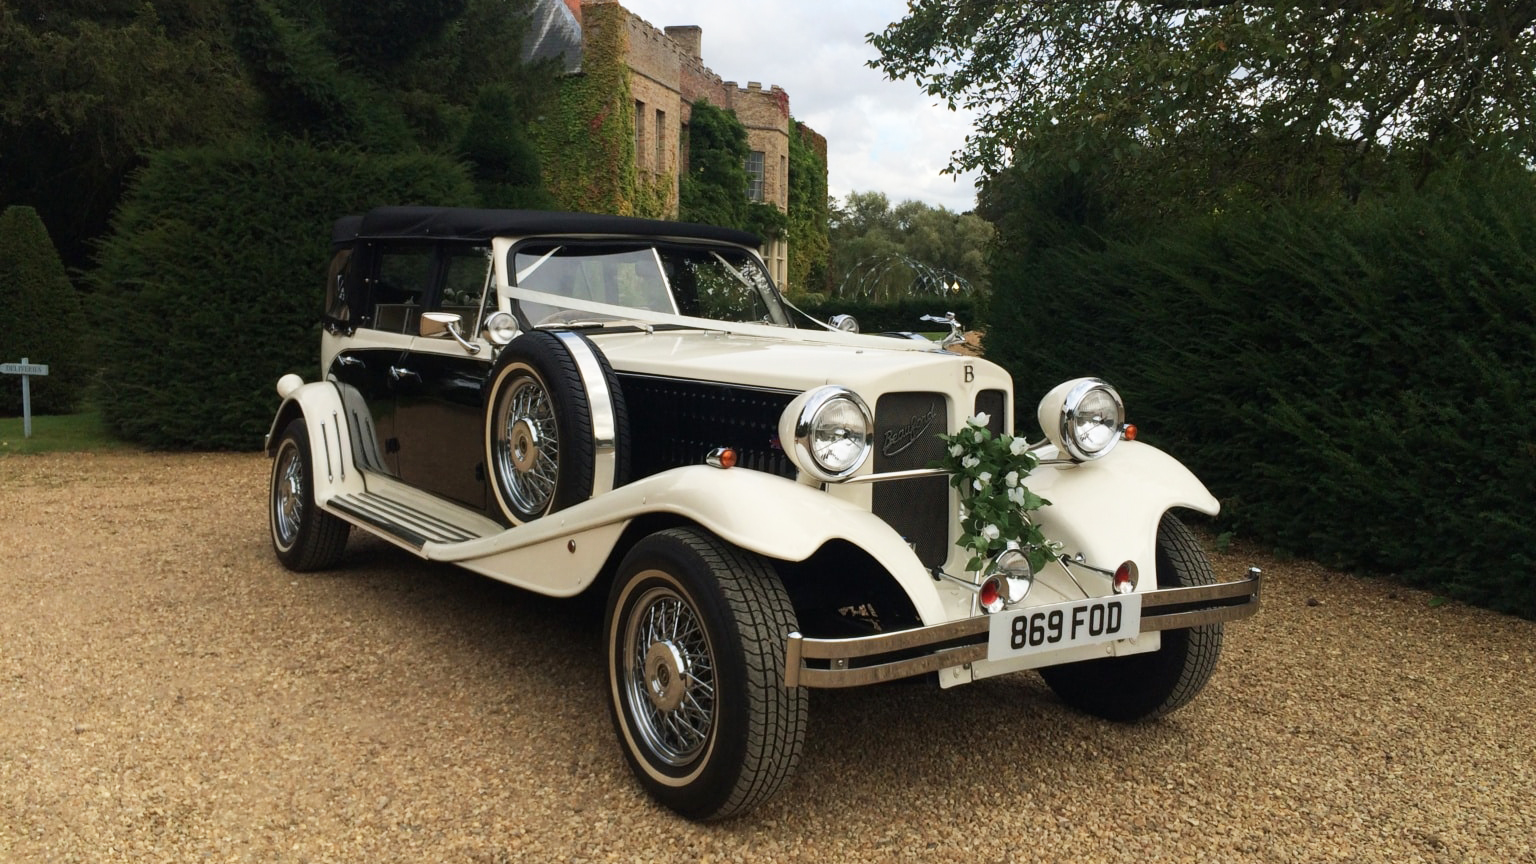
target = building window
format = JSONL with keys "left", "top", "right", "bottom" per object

{"left": 635, "top": 100, "right": 646, "bottom": 169}
{"left": 745, "top": 150, "right": 765, "bottom": 201}
{"left": 655, "top": 109, "right": 666, "bottom": 170}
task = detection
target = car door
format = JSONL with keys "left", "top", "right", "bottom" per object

{"left": 391, "top": 245, "right": 498, "bottom": 513}
{"left": 326, "top": 241, "right": 435, "bottom": 477}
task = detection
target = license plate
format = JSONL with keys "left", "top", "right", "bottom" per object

{"left": 986, "top": 595, "right": 1143, "bottom": 661}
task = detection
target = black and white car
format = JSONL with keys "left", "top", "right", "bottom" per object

{"left": 266, "top": 206, "right": 1261, "bottom": 820}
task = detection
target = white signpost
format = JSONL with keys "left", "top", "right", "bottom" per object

{"left": 2, "top": 357, "right": 50, "bottom": 438}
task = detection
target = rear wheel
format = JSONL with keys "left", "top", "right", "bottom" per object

{"left": 605, "top": 528, "right": 807, "bottom": 820}
{"left": 270, "top": 418, "right": 349, "bottom": 571}
{"left": 1038, "top": 514, "right": 1223, "bottom": 721}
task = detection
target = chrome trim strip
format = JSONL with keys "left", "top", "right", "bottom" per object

{"left": 550, "top": 330, "right": 618, "bottom": 496}
{"left": 333, "top": 411, "right": 345, "bottom": 482}
{"left": 320, "top": 422, "right": 334, "bottom": 483}
{"left": 843, "top": 467, "right": 948, "bottom": 485}
{"left": 795, "top": 616, "right": 990, "bottom": 661}
{"left": 784, "top": 570, "right": 1262, "bottom": 688}
{"left": 1137, "top": 602, "right": 1260, "bottom": 632}
{"left": 1140, "top": 577, "right": 1261, "bottom": 609}
{"left": 789, "top": 641, "right": 988, "bottom": 689}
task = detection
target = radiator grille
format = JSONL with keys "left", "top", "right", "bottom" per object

{"left": 975, "top": 389, "right": 1006, "bottom": 435}
{"left": 618, "top": 374, "right": 796, "bottom": 480}
{"left": 872, "top": 392, "right": 951, "bottom": 567}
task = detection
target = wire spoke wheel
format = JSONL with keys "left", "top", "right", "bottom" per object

{"left": 484, "top": 331, "right": 628, "bottom": 526}
{"left": 491, "top": 369, "right": 560, "bottom": 517}
{"left": 605, "top": 528, "right": 807, "bottom": 821}
{"left": 622, "top": 584, "right": 717, "bottom": 766}
{"left": 272, "top": 440, "right": 305, "bottom": 548}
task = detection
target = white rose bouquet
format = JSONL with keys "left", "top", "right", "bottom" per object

{"left": 931, "top": 414, "right": 1056, "bottom": 573}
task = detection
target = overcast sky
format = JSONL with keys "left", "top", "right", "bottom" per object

{"left": 611, "top": 0, "right": 983, "bottom": 213}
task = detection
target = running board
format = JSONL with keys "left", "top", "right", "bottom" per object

{"left": 328, "top": 491, "right": 498, "bottom": 551}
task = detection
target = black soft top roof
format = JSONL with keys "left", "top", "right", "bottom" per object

{"left": 331, "top": 206, "right": 761, "bottom": 248}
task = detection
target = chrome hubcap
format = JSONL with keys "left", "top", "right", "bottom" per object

{"left": 643, "top": 641, "right": 689, "bottom": 712}
{"left": 493, "top": 372, "right": 559, "bottom": 516}
{"left": 509, "top": 418, "right": 540, "bottom": 472}
{"left": 622, "top": 584, "right": 715, "bottom": 766}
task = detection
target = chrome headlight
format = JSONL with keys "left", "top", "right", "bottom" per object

{"left": 778, "top": 386, "right": 874, "bottom": 482}
{"left": 483, "top": 310, "right": 519, "bottom": 346}
{"left": 1037, "top": 378, "right": 1125, "bottom": 462}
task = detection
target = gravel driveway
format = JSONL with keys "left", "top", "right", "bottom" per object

{"left": 1, "top": 452, "right": 1532, "bottom": 863}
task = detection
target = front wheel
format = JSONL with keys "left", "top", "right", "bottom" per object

{"left": 605, "top": 528, "right": 807, "bottom": 821}
{"left": 1038, "top": 513, "right": 1223, "bottom": 722}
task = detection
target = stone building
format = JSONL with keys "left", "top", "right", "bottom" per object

{"left": 546, "top": 0, "right": 813, "bottom": 288}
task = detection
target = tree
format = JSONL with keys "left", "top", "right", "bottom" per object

{"left": 458, "top": 84, "right": 557, "bottom": 210}
{"left": 313, "top": 0, "right": 467, "bottom": 71}
{"left": 229, "top": 0, "right": 412, "bottom": 150}
{"left": 827, "top": 192, "right": 993, "bottom": 300}
{"left": 0, "top": 0, "right": 553, "bottom": 271}
{"left": 0, "top": 1, "right": 260, "bottom": 268}
{"left": 0, "top": 206, "right": 87, "bottom": 415}
{"left": 870, "top": 2, "right": 1536, "bottom": 210}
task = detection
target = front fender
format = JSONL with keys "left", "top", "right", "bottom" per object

{"left": 1026, "top": 439, "right": 1219, "bottom": 583}
{"left": 427, "top": 466, "right": 947, "bottom": 622}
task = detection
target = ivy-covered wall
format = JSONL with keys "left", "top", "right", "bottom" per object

{"left": 678, "top": 100, "right": 785, "bottom": 239}
{"left": 786, "top": 121, "right": 830, "bottom": 295}
{"left": 528, "top": 4, "right": 828, "bottom": 293}
{"left": 530, "top": 3, "right": 670, "bottom": 216}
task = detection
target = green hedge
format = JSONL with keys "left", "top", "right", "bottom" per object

{"left": 791, "top": 295, "right": 984, "bottom": 335}
{"left": 93, "top": 139, "right": 474, "bottom": 450}
{"left": 0, "top": 206, "right": 88, "bottom": 415}
{"left": 987, "top": 166, "right": 1536, "bottom": 617}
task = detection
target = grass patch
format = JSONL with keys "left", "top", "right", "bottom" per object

{"left": 0, "top": 411, "right": 135, "bottom": 454}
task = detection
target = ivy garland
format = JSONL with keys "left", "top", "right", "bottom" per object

{"left": 932, "top": 414, "right": 1059, "bottom": 573}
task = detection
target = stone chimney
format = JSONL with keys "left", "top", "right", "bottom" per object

{"left": 665, "top": 25, "right": 702, "bottom": 61}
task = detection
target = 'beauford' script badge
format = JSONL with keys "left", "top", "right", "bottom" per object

{"left": 881, "top": 404, "right": 938, "bottom": 457}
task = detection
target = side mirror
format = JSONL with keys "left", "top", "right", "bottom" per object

{"left": 420, "top": 311, "right": 481, "bottom": 354}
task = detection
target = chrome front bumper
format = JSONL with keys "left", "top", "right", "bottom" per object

{"left": 784, "top": 568, "right": 1262, "bottom": 689}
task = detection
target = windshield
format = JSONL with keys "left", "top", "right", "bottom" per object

{"left": 510, "top": 241, "right": 791, "bottom": 328}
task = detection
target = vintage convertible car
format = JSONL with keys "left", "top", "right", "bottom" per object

{"left": 266, "top": 206, "right": 1261, "bottom": 820}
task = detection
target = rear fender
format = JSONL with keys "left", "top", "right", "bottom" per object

{"left": 264, "top": 379, "right": 366, "bottom": 503}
